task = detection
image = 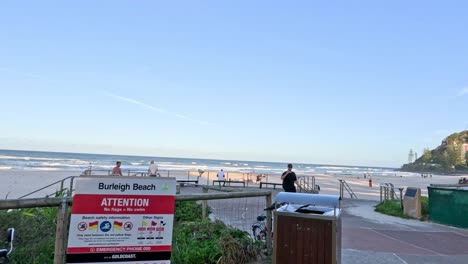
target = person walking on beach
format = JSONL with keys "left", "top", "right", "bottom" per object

{"left": 281, "top": 164, "right": 298, "bottom": 192}
{"left": 148, "top": 160, "right": 159, "bottom": 177}
{"left": 112, "top": 161, "right": 123, "bottom": 176}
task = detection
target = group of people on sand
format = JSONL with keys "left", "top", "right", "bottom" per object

{"left": 111, "top": 160, "right": 160, "bottom": 177}
{"left": 421, "top": 173, "right": 432, "bottom": 178}
{"left": 110, "top": 161, "right": 301, "bottom": 193}
{"left": 459, "top": 177, "right": 468, "bottom": 184}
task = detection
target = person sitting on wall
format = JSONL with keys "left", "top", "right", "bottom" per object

{"left": 148, "top": 160, "right": 159, "bottom": 177}
{"left": 112, "top": 161, "right": 123, "bottom": 176}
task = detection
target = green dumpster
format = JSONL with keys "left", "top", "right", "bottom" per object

{"left": 427, "top": 186, "right": 468, "bottom": 228}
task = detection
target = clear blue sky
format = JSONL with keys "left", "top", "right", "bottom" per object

{"left": 0, "top": 1, "right": 467, "bottom": 167}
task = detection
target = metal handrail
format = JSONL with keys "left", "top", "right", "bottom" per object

{"left": 18, "top": 176, "right": 76, "bottom": 199}
{"left": 339, "top": 179, "right": 357, "bottom": 199}
{"left": 298, "top": 177, "right": 311, "bottom": 192}
{"left": 381, "top": 183, "right": 397, "bottom": 200}
{"left": 297, "top": 176, "right": 317, "bottom": 193}
{"left": 379, "top": 184, "right": 405, "bottom": 204}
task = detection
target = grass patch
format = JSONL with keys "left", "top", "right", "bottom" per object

{"left": 375, "top": 200, "right": 410, "bottom": 219}
{"left": 375, "top": 196, "right": 429, "bottom": 220}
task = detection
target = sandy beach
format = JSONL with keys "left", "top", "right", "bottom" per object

{"left": 0, "top": 169, "right": 464, "bottom": 200}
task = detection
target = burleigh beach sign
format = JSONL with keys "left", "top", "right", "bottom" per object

{"left": 66, "top": 176, "right": 176, "bottom": 264}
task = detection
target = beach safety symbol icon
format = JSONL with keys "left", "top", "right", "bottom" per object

{"left": 77, "top": 222, "right": 87, "bottom": 232}
{"left": 99, "top": 221, "right": 112, "bottom": 232}
{"left": 88, "top": 221, "right": 98, "bottom": 231}
{"left": 155, "top": 220, "right": 166, "bottom": 240}
{"left": 124, "top": 222, "right": 133, "bottom": 231}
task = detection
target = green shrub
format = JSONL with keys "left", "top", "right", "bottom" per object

{"left": 0, "top": 207, "right": 57, "bottom": 264}
{"left": 421, "top": 196, "right": 429, "bottom": 216}
{"left": 172, "top": 201, "right": 260, "bottom": 264}
{"left": 174, "top": 201, "right": 204, "bottom": 222}
{"left": 172, "top": 220, "right": 261, "bottom": 264}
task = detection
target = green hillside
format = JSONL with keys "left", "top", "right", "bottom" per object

{"left": 402, "top": 130, "right": 468, "bottom": 173}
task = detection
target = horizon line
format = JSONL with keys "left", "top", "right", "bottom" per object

{"left": 0, "top": 147, "right": 398, "bottom": 170}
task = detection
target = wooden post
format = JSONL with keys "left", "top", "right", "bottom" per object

{"left": 399, "top": 188, "right": 404, "bottom": 209}
{"left": 202, "top": 187, "right": 208, "bottom": 219}
{"left": 380, "top": 186, "right": 383, "bottom": 202}
{"left": 265, "top": 193, "right": 273, "bottom": 255}
{"left": 54, "top": 197, "right": 68, "bottom": 264}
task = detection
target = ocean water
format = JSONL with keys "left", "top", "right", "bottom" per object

{"left": 0, "top": 149, "right": 397, "bottom": 176}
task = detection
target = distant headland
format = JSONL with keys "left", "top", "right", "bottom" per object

{"left": 402, "top": 130, "right": 468, "bottom": 173}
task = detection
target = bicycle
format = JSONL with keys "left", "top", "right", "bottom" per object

{"left": 252, "top": 215, "right": 268, "bottom": 241}
{"left": 251, "top": 202, "right": 285, "bottom": 241}
{"left": 0, "top": 228, "right": 15, "bottom": 264}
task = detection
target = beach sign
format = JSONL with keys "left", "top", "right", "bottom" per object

{"left": 66, "top": 176, "right": 176, "bottom": 264}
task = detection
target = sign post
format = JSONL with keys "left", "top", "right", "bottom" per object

{"left": 403, "top": 187, "right": 421, "bottom": 219}
{"left": 66, "top": 176, "right": 176, "bottom": 264}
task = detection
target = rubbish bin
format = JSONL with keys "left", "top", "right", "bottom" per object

{"left": 273, "top": 192, "right": 341, "bottom": 264}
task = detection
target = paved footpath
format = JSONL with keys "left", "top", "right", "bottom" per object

{"left": 341, "top": 199, "right": 468, "bottom": 264}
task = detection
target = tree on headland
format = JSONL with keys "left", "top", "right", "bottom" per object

{"left": 447, "top": 144, "right": 462, "bottom": 168}
{"left": 440, "top": 152, "right": 450, "bottom": 170}
{"left": 422, "top": 149, "right": 432, "bottom": 164}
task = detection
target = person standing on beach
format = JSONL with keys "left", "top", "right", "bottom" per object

{"left": 281, "top": 164, "right": 298, "bottom": 192}
{"left": 148, "top": 160, "right": 159, "bottom": 177}
{"left": 112, "top": 161, "right": 123, "bottom": 176}
{"left": 217, "top": 169, "right": 225, "bottom": 186}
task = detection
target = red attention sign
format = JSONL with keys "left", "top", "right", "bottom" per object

{"left": 66, "top": 177, "right": 176, "bottom": 264}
